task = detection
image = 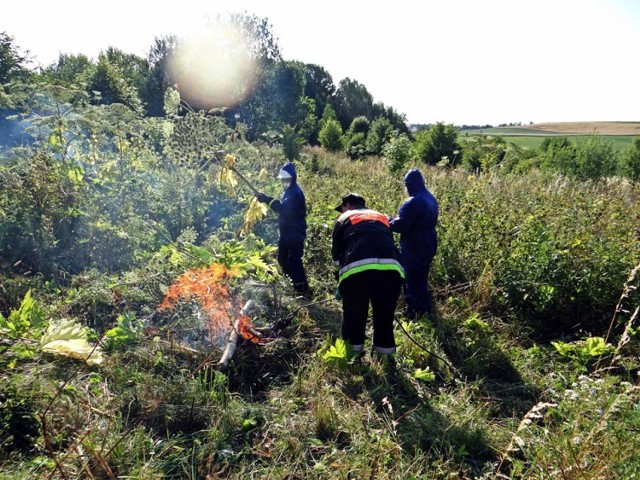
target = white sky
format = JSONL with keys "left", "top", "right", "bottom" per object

{"left": 3, "top": 0, "right": 640, "bottom": 125}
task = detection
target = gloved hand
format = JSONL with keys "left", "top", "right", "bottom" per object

{"left": 255, "top": 192, "right": 272, "bottom": 204}
{"left": 334, "top": 287, "right": 342, "bottom": 301}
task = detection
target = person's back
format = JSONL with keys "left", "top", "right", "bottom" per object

{"left": 390, "top": 169, "right": 438, "bottom": 266}
{"left": 389, "top": 169, "right": 438, "bottom": 318}
{"left": 332, "top": 207, "right": 401, "bottom": 283}
{"left": 332, "top": 193, "right": 404, "bottom": 356}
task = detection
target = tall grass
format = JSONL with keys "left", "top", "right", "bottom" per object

{"left": 1, "top": 143, "right": 639, "bottom": 479}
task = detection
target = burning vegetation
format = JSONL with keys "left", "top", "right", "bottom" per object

{"left": 158, "top": 263, "right": 265, "bottom": 347}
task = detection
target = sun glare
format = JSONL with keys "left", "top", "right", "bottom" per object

{"left": 168, "top": 24, "right": 258, "bottom": 110}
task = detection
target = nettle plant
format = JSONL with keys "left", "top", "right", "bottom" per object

{"left": 551, "top": 337, "right": 615, "bottom": 368}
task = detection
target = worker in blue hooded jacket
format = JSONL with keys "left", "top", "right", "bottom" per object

{"left": 389, "top": 168, "right": 438, "bottom": 319}
{"left": 256, "top": 162, "right": 309, "bottom": 297}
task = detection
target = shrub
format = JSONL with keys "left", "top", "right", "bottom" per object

{"left": 365, "top": 117, "right": 395, "bottom": 155}
{"left": 318, "top": 119, "right": 343, "bottom": 152}
{"left": 619, "top": 137, "right": 640, "bottom": 182}
{"left": 573, "top": 135, "right": 617, "bottom": 181}
{"left": 282, "top": 125, "right": 302, "bottom": 161}
{"left": 343, "top": 116, "right": 369, "bottom": 159}
{"left": 462, "top": 136, "right": 507, "bottom": 172}
{"left": 382, "top": 134, "right": 414, "bottom": 172}
{"left": 343, "top": 132, "right": 367, "bottom": 159}
{"left": 431, "top": 172, "right": 640, "bottom": 332}
{"left": 414, "top": 122, "right": 462, "bottom": 166}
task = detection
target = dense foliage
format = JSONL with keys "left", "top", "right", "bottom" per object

{"left": 1, "top": 24, "right": 639, "bottom": 480}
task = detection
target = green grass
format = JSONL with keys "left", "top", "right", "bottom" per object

{"left": 461, "top": 127, "right": 549, "bottom": 135}
{"left": 460, "top": 131, "right": 639, "bottom": 151}
{"left": 2, "top": 110, "right": 639, "bottom": 479}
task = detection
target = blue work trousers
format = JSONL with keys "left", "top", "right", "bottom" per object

{"left": 403, "top": 264, "right": 433, "bottom": 318}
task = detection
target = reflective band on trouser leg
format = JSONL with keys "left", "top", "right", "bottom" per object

{"left": 373, "top": 345, "right": 396, "bottom": 355}
{"left": 351, "top": 344, "right": 364, "bottom": 352}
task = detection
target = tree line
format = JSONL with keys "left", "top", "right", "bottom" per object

{"left": 0, "top": 16, "right": 407, "bottom": 148}
{"left": 2, "top": 17, "right": 640, "bottom": 183}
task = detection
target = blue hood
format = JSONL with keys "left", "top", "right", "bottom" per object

{"left": 281, "top": 162, "right": 297, "bottom": 183}
{"left": 404, "top": 168, "right": 427, "bottom": 196}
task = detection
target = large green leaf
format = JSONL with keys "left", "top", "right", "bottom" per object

{"left": 40, "top": 319, "right": 104, "bottom": 366}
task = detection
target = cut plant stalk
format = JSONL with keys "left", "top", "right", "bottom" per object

{"left": 214, "top": 149, "right": 260, "bottom": 195}
{"left": 219, "top": 300, "right": 255, "bottom": 367}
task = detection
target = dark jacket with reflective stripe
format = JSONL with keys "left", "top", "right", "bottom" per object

{"left": 389, "top": 169, "right": 438, "bottom": 268}
{"left": 332, "top": 208, "right": 404, "bottom": 285}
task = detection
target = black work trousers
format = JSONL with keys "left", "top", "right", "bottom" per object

{"left": 277, "top": 236, "right": 308, "bottom": 295}
{"left": 339, "top": 269, "right": 402, "bottom": 353}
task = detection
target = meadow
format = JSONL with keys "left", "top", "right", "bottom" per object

{"left": 1, "top": 104, "right": 639, "bottom": 479}
{"left": 460, "top": 122, "right": 640, "bottom": 152}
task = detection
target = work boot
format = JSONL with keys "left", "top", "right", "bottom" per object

{"left": 404, "top": 308, "right": 428, "bottom": 322}
{"left": 295, "top": 291, "right": 313, "bottom": 301}
{"left": 294, "top": 283, "right": 312, "bottom": 300}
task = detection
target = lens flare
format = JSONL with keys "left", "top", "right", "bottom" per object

{"left": 169, "top": 25, "right": 258, "bottom": 110}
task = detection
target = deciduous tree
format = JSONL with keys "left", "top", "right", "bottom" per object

{"left": 143, "top": 35, "right": 177, "bottom": 116}
{"left": 0, "top": 32, "right": 29, "bottom": 83}
{"left": 334, "top": 78, "right": 373, "bottom": 130}
{"left": 620, "top": 137, "right": 640, "bottom": 182}
{"left": 85, "top": 56, "right": 143, "bottom": 113}
{"left": 318, "top": 119, "right": 343, "bottom": 152}
{"left": 41, "top": 53, "right": 92, "bottom": 85}
{"left": 414, "top": 122, "right": 461, "bottom": 166}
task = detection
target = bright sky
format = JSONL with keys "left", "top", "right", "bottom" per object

{"left": 3, "top": 0, "right": 640, "bottom": 125}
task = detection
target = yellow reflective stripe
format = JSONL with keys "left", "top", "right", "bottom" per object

{"left": 339, "top": 258, "right": 403, "bottom": 277}
{"left": 338, "top": 260, "right": 404, "bottom": 284}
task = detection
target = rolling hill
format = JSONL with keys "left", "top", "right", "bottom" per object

{"left": 465, "top": 121, "right": 640, "bottom": 136}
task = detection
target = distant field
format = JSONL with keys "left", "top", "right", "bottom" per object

{"left": 460, "top": 121, "right": 640, "bottom": 151}
{"left": 460, "top": 133, "right": 638, "bottom": 151}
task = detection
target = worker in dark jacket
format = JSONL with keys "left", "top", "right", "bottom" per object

{"left": 332, "top": 193, "right": 404, "bottom": 355}
{"left": 256, "top": 162, "right": 309, "bottom": 296}
{"left": 389, "top": 168, "right": 438, "bottom": 319}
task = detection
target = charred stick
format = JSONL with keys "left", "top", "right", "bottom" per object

{"left": 219, "top": 318, "right": 240, "bottom": 368}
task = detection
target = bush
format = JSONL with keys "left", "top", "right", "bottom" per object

{"left": 282, "top": 125, "right": 302, "bottom": 161}
{"left": 365, "top": 117, "right": 395, "bottom": 155}
{"left": 318, "top": 119, "right": 343, "bottom": 152}
{"left": 382, "top": 134, "right": 414, "bottom": 172}
{"left": 431, "top": 171, "right": 640, "bottom": 332}
{"left": 540, "top": 135, "right": 618, "bottom": 181}
{"left": 414, "top": 122, "right": 462, "bottom": 166}
{"left": 620, "top": 137, "right": 640, "bottom": 182}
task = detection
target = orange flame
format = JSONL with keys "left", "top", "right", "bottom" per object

{"left": 158, "top": 263, "right": 264, "bottom": 344}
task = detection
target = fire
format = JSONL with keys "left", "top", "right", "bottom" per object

{"left": 158, "top": 263, "right": 264, "bottom": 344}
